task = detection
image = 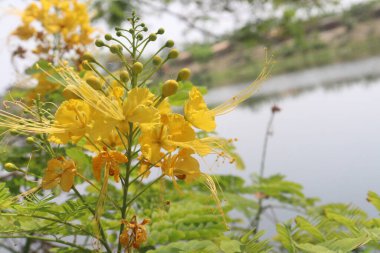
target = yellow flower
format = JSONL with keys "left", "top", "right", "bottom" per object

{"left": 42, "top": 158, "right": 76, "bottom": 192}
{"left": 184, "top": 62, "right": 270, "bottom": 131}
{"left": 120, "top": 216, "right": 150, "bottom": 249}
{"left": 161, "top": 149, "right": 200, "bottom": 183}
{"left": 12, "top": 24, "right": 36, "bottom": 40}
{"left": 49, "top": 99, "right": 92, "bottom": 144}
{"left": 139, "top": 113, "right": 195, "bottom": 163}
{"left": 92, "top": 149, "right": 129, "bottom": 182}
{"left": 123, "top": 88, "right": 160, "bottom": 124}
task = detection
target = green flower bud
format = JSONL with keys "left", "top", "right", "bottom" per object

{"left": 104, "top": 34, "right": 112, "bottom": 41}
{"left": 82, "top": 60, "right": 92, "bottom": 71}
{"left": 152, "top": 55, "right": 162, "bottom": 65}
{"left": 132, "top": 62, "right": 144, "bottom": 74}
{"left": 149, "top": 33, "right": 157, "bottom": 41}
{"left": 95, "top": 39, "right": 105, "bottom": 47}
{"left": 82, "top": 52, "right": 95, "bottom": 62}
{"left": 137, "top": 34, "right": 143, "bottom": 41}
{"left": 4, "top": 163, "right": 19, "bottom": 172}
{"left": 177, "top": 68, "right": 191, "bottom": 81}
{"left": 63, "top": 88, "right": 80, "bottom": 100}
{"left": 143, "top": 27, "right": 148, "bottom": 32}
{"left": 165, "top": 40, "right": 174, "bottom": 48}
{"left": 162, "top": 80, "right": 179, "bottom": 97}
{"left": 128, "top": 28, "right": 134, "bottom": 34}
{"left": 110, "top": 45, "right": 120, "bottom": 54}
{"left": 26, "top": 137, "right": 35, "bottom": 144}
{"left": 117, "top": 44, "right": 123, "bottom": 51}
{"left": 168, "top": 49, "right": 179, "bottom": 59}
{"left": 9, "top": 129, "right": 19, "bottom": 136}
{"left": 86, "top": 76, "right": 102, "bottom": 90}
{"left": 120, "top": 71, "right": 130, "bottom": 82}
{"left": 116, "top": 31, "right": 122, "bottom": 37}
{"left": 157, "top": 28, "right": 165, "bottom": 34}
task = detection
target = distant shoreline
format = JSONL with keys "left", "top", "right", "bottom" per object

{"left": 205, "top": 56, "right": 380, "bottom": 105}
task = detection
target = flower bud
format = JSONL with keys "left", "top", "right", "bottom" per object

{"left": 132, "top": 62, "right": 143, "bottom": 74}
{"left": 4, "top": 163, "right": 19, "bottom": 172}
{"left": 137, "top": 34, "right": 143, "bottom": 41}
{"left": 63, "top": 88, "right": 79, "bottom": 100}
{"left": 143, "top": 27, "right": 148, "bottom": 32}
{"left": 26, "top": 136, "right": 35, "bottom": 144}
{"left": 177, "top": 68, "right": 191, "bottom": 81}
{"left": 82, "top": 52, "right": 95, "bottom": 62}
{"left": 120, "top": 71, "right": 130, "bottom": 82}
{"left": 86, "top": 76, "right": 102, "bottom": 90}
{"left": 149, "top": 33, "right": 157, "bottom": 41}
{"left": 95, "top": 39, "right": 105, "bottom": 47}
{"left": 9, "top": 129, "right": 19, "bottom": 136}
{"left": 104, "top": 34, "right": 112, "bottom": 41}
{"left": 157, "top": 28, "right": 165, "bottom": 34}
{"left": 162, "top": 80, "right": 179, "bottom": 97}
{"left": 168, "top": 49, "right": 179, "bottom": 59}
{"left": 116, "top": 31, "right": 122, "bottom": 37}
{"left": 110, "top": 45, "right": 120, "bottom": 54}
{"left": 82, "top": 60, "right": 92, "bottom": 71}
{"left": 152, "top": 55, "right": 162, "bottom": 65}
{"left": 165, "top": 40, "right": 174, "bottom": 48}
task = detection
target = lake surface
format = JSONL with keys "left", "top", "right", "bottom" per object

{"left": 209, "top": 78, "right": 380, "bottom": 232}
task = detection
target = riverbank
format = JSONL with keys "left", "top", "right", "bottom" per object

{"left": 167, "top": 1, "right": 380, "bottom": 88}
{"left": 205, "top": 56, "right": 380, "bottom": 105}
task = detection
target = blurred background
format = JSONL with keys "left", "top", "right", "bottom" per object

{"left": 1, "top": 0, "right": 380, "bottom": 237}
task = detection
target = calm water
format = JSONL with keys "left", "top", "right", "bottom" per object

{"left": 210, "top": 79, "right": 380, "bottom": 230}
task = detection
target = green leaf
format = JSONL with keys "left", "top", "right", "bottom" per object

{"left": 276, "top": 224, "right": 296, "bottom": 253}
{"left": 0, "top": 183, "right": 12, "bottom": 209}
{"left": 367, "top": 191, "right": 380, "bottom": 212}
{"left": 296, "top": 243, "right": 336, "bottom": 253}
{"left": 66, "top": 147, "right": 91, "bottom": 174}
{"left": 220, "top": 240, "right": 241, "bottom": 253}
{"left": 295, "top": 216, "right": 324, "bottom": 241}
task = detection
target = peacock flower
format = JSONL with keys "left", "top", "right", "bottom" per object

{"left": 184, "top": 60, "right": 271, "bottom": 132}
{"left": 42, "top": 157, "right": 76, "bottom": 192}
{"left": 161, "top": 149, "right": 201, "bottom": 183}
{"left": 120, "top": 216, "right": 150, "bottom": 249}
{"left": 48, "top": 99, "right": 93, "bottom": 144}
{"left": 92, "top": 149, "right": 129, "bottom": 182}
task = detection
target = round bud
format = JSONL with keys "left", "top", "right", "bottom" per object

{"left": 63, "top": 88, "right": 79, "bottom": 100}
{"left": 120, "top": 71, "right": 130, "bottom": 82}
{"left": 110, "top": 45, "right": 120, "bottom": 54}
{"left": 95, "top": 39, "right": 105, "bottom": 47}
{"left": 132, "top": 62, "right": 144, "bottom": 74}
{"left": 4, "top": 163, "right": 19, "bottom": 172}
{"left": 143, "top": 27, "right": 148, "bottom": 32}
{"left": 168, "top": 49, "right": 179, "bottom": 59}
{"left": 117, "top": 44, "right": 123, "bottom": 51}
{"left": 165, "top": 40, "right": 174, "bottom": 48}
{"left": 152, "top": 55, "right": 162, "bottom": 65}
{"left": 137, "top": 34, "right": 143, "bottom": 41}
{"left": 9, "top": 129, "right": 19, "bottom": 136}
{"left": 26, "top": 136, "right": 35, "bottom": 144}
{"left": 82, "top": 60, "right": 92, "bottom": 71}
{"left": 116, "top": 31, "right": 122, "bottom": 37}
{"left": 141, "top": 23, "right": 146, "bottom": 27}
{"left": 128, "top": 28, "right": 134, "bottom": 34}
{"left": 85, "top": 76, "right": 102, "bottom": 90}
{"left": 82, "top": 52, "right": 95, "bottom": 62}
{"left": 157, "top": 28, "right": 165, "bottom": 34}
{"left": 162, "top": 80, "right": 179, "bottom": 97}
{"left": 177, "top": 68, "right": 191, "bottom": 81}
{"left": 104, "top": 34, "right": 112, "bottom": 41}
{"left": 149, "top": 33, "right": 157, "bottom": 41}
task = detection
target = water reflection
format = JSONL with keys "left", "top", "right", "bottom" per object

{"left": 212, "top": 79, "right": 380, "bottom": 232}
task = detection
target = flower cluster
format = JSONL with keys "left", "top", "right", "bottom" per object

{"left": 1, "top": 12, "right": 270, "bottom": 250}
{"left": 12, "top": 0, "right": 94, "bottom": 60}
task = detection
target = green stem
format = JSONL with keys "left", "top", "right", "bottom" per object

{"left": 125, "top": 175, "right": 164, "bottom": 208}
{"left": 72, "top": 187, "right": 113, "bottom": 253}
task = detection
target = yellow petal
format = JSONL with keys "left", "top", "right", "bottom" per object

{"left": 184, "top": 87, "right": 216, "bottom": 132}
